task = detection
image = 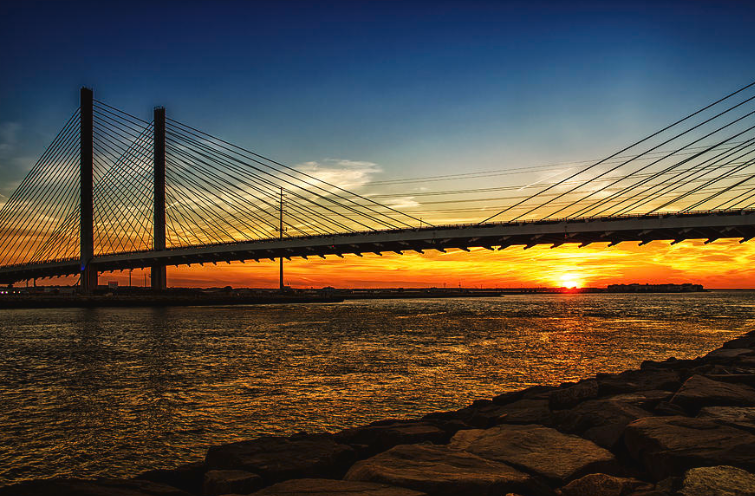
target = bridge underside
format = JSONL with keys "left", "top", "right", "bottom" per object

{"left": 2, "top": 210, "right": 754, "bottom": 285}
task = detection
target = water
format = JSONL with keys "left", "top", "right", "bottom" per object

{"left": 1, "top": 292, "right": 754, "bottom": 486}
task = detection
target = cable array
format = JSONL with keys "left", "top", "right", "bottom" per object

{"left": 163, "top": 118, "right": 426, "bottom": 247}
{"left": 479, "top": 80, "right": 755, "bottom": 223}
{"left": 92, "top": 100, "right": 154, "bottom": 255}
{"left": 0, "top": 109, "right": 81, "bottom": 266}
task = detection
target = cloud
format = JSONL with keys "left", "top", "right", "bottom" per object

{"left": 295, "top": 158, "right": 381, "bottom": 191}
{"left": 385, "top": 196, "right": 420, "bottom": 209}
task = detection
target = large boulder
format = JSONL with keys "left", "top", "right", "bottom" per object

{"left": 624, "top": 416, "right": 755, "bottom": 480}
{"left": 205, "top": 434, "right": 356, "bottom": 484}
{"left": 722, "top": 332, "right": 755, "bottom": 350}
{"left": 0, "top": 478, "right": 192, "bottom": 496}
{"left": 449, "top": 424, "right": 618, "bottom": 485}
{"left": 704, "top": 373, "right": 755, "bottom": 388}
{"left": 493, "top": 385, "right": 556, "bottom": 405}
{"left": 677, "top": 465, "right": 755, "bottom": 496}
{"left": 597, "top": 370, "right": 681, "bottom": 396}
{"left": 250, "top": 478, "right": 427, "bottom": 495}
{"left": 670, "top": 375, "right": 755, "bottom": 413}
{"left": 605, "top": 390, "right": 673, "bottom": 410}
{"left": 697, "top": 406, "right": 755, "bottom": 434}
{"left": 203, "top": 469, "right": 263, "bottom": 496}
{"left": 344, "top": 444, "right": 549, "bottom": 496}
{"left": 454, "top": 403, "right": 517, "bottom": 429}
{"left": 558, "top": 473, "right": 652, "bottom": 496}
{"left": 553, "top": 397, "right": 654, "bottom": 449}
{"left": 549, "top": 380, "right": 599, "bottom": 411}
{"left": 334, "top": 420, "right": 448, "bottom": 457}
{"left": 134, "top": 461, "right": 206, "bottom": 495}
{"left": 704, "top": 348, "right": 754, "bottom": 360}
{"left": 495, "top": 399, "right": 552, "bottom": 425}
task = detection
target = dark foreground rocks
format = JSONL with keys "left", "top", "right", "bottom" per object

{"left": 204, "top": 434, "right": 357, "bottom": 485}
{"left": 3, "top": 330, "right": 755, "bottom": 496}
{"left": 0, "top": 478, "right": 193, "bottom": 496}
{"left": 448, "top": 424, "right": 618, "bottom": 485}
{"left": 344, "top": 443, "right": 548, "bottom": 496}
{"left": 252, "top": 478, "right": 427, "bottom": 495}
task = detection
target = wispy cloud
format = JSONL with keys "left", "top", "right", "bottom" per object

{"left": 295, "top": 158, "right": 381, "bottom": 191}
{"left": 385, "top": 196, "right": 420, "bottom": 209}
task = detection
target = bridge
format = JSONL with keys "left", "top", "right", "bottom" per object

{"left": 2, "top": 83, "right": 755, "bottom": 291}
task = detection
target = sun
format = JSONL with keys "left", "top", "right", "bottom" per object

{"left": 559, "top": 274, "right": 583, "bottom": 289}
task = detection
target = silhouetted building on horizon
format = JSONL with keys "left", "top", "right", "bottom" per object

{"left": 606, "top": 283, "right": 705, "bottom": 293}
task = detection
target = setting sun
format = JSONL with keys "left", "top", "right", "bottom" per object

{"left": 559, "top": 274, "right": 583, "bottom": 289}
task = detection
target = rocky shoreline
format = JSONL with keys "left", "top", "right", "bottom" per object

{"left": 3, "top": 332, "right": 755, "bottom": 495}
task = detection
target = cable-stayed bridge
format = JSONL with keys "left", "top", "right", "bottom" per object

{"left": 2, "top": 84, "right": 755, "bottom": 291}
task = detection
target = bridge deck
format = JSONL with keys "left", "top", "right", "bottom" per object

{"left": 1, "top": 210, "right": 753, "bottom": 284}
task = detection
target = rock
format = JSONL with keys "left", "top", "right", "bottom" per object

{"left": 205, "top": 434, "right": 357, "bottom": 484}
{"left": 670, "top": 375, "right": 755, "bottom": 413}
{"left": 705, "top": 373, "right": 755, "bottom": 388}
{"left": 678, "top": 465, "right": 755, "bottom": 495}
{"left": 553, "top": 397, "right": 654, "bottom": 449}
{"left": 558, "top": 473, "right": 652, "bottom": 496}
{"left": 0, "top": 478, "right": 193, "bottom": 496}
{"left": 606, "top": 391, "right": 673, "bottom": 410}
{"left": 597, "top": 370, "right": 681, "bottom": 396}
{"left": 640, "top": 357, "right": 700, "bottom": 371}
{"left": 334, "top": 421, "right": 448, "bottom": 457}
{"left": 449, "top": 424, "right": 618, "bottom": 485}
{"left": 344, "top": 443, "right": 549, "bottom": 496}
{"left": 423, "top": 404, "right": 504, "bottom": 429}
{"left": 723, "top": 333, "right": 755, "bottom": 350}
{"left": 135, "top": 461, "right": 206, "bottom": 495}
{"left": 624, "top": 416, "right": 755, "bottom": 480}
{"left": 463, "top": 404, "right": 518, "bottom": 428}
{"left": 654, "top": 476, "right": 682, "bottom": 494}
{"left": 496, "top": 399, "right": 553, "bottom": 425}
{"left": 549, "top": 380, "right": 599, "bottom": 410}
{"left": 704, "top": 348, "right": 755, "bottom": 360}
{"left": 203, "top": 469, "right": 263, "bottom": 496}
{"left": 653, "top": 401, "right": 689, "bottom": 417}
{"left": 249, "top": 478, "right": 427, "bottom": 495}
{"left": 697, "top": 406, "right": 755, "bottom": 434}
{"left": 493, "top": 385, "right": 557, "bottom": 405}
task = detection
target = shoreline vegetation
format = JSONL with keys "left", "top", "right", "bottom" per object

{"left": 2, "top": 330, "right": 755, "bottom": 494}
{"left": 0, "top": 283, "right": 707, "bottom": 309}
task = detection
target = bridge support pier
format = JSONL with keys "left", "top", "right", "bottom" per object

{"left": 80, "top": 87, "right": 97, "bottom": 293}
{"left": 152, "top": 106, "right": 167, "bottom": 291}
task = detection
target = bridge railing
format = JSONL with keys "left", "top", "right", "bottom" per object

{"left": 60, "top": 207, "right": 755, "bottom": 261}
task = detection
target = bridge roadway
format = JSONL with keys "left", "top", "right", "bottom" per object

{"left": 2, "top": 209, "right": 754, "bottom": 284}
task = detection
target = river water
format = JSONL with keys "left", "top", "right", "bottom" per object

{"left": 1, "top": 291, "right": 754, "bottom": 486}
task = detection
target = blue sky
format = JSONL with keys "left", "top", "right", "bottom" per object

{"left": 2, "top": 0, "right": 755, "bottom": 202}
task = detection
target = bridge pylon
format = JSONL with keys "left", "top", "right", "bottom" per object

{"left": 151, "top": 106, "right": 167, "bottom": 291}
{"left": 79, "top": 87, "right": 97, "bottom": 292}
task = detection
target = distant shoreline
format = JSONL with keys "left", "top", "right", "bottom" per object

{"left": 0, "top": 283, "right": 717, "bottom": 309}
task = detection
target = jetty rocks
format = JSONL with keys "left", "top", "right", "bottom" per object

{"left": 3, "top": 332, "right": 755, "bottom": 495}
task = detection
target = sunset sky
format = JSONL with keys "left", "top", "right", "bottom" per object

{"left": 2, "top": 1, "right": 755, "bottom": 288}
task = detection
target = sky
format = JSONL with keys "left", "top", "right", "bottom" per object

{"left": 2, "top": 0, "right": 755, "bottom": 288}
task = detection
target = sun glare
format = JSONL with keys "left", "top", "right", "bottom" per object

{"left": 559, "top": 274, "right": 582, "bottom": 288}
